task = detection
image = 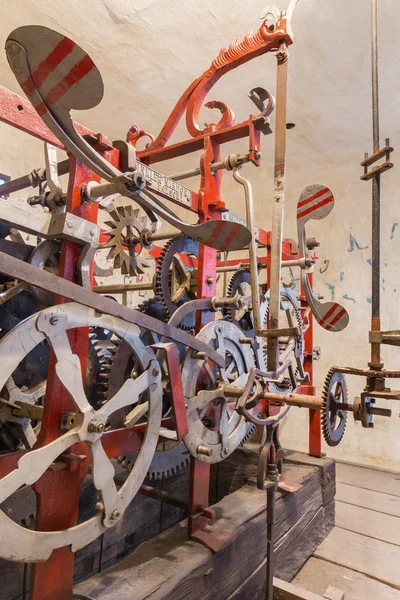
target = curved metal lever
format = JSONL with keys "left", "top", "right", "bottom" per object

{"left": 6, "top": 26, "right": 120, "bottom": 182}
{"left": 297, "top": 184, "right": 349, "bottom": 332}
{"left": 6, "top": 26, "right": 252, "bottom": 252}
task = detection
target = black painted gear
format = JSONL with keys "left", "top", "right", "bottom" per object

{"left": 225, "top": 269, "right": 255, "bottom": 335}
{"left": 321, "top": 369, "right": 348, "bottom": 446}
{"left": 154, "top": 235, "right": 199, "bottom": 330}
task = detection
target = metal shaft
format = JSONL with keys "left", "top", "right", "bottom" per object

{"left": 268, "top": 44, "right": 289, "bottom": 371}
{"left": 93, "top": 282, "right": 153, "bottom": 293}
{"left": 0, "top": 153, "right": 251, "bottom": 197}
{"left": 265, "top": 482, "right": 276, "bottom": 600}
{"left": 370, "top": 0, "right": 381, "bottom": 366}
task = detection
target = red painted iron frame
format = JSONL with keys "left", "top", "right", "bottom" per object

{"left": 0, "top": 13, "right": 321, "bottom": 597}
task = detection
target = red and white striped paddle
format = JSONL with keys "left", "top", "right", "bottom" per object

{"left": 5, "top": 26, "right": 251, "bottom": 252}
{"left": 297, "top": 184, "right": 349, "bottom": 332}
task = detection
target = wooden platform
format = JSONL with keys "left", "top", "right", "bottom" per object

{"left": 74, "top": 447, "right": 335, "bottom": 599}
{"left": 293, "top": 461, "right": 400, "bottom": 599}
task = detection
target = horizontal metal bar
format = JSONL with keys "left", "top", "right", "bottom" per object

{"left": 170, "top": 154, "right": 250, "bottom": 181}
{"left": 0, "top": 251, "right": 225, "bottom": 367}
{"left": 93, "top": 282, "right": 153, "bottom": 293}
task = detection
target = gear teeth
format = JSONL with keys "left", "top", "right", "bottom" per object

{"left": 154, "top": 235, "right": 199, "bottom": 330}
{"left": 321, "top": 368, "right": 348, "bottom": 447}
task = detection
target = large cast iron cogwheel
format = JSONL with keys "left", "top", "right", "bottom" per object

{"left": 321, "top": 368, "right": 348, "bottom": 446}
{"left": 154, "top": 235, "right": 199, "bottom": 330}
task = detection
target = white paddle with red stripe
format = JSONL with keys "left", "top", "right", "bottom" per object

{"left": 297, "top": 184, "right": 349, "bottom": 332}
{"left": 5, "top": 26, "right": 251, "bottom": 252}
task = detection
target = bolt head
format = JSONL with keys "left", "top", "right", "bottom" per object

{"left": 67, "top": 221, "right": 73, "bottom": 228}
{"left": 152, "top": 367, "right": 160, "bottom": 377}
{"left": 90, "top": 229, "right": 96, "bottom": 236}
{"left": 96, "top": 502, "right": 104, "bottom": 511}
{"left": 88, "top": 420, "right": 105, "bottom": 434}
{"left": 11, "top": 43, "right": 20, "bottom": 53}
{"left": 206, "top": 277, "right": 214, "bottom": 285}
{"left": 111, "top": 509, "right": 120, "bottom": 520}
{"left": 50, "top": 316, "right": 58, "bottom": 325}
{"left": 14, "top": 66, "right": 21, "bottom": 74}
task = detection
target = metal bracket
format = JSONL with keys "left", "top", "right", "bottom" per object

{"left": 151, "top": 342, "right": 189, "bottom": 441}
{"left": 369, "top": 329, "right": 400, "bottom": 347}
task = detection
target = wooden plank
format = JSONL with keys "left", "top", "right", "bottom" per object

{"left": 336, "top": 463, "right": 400, "bottom": 497}
{"left": 294, "top": 557, "right": 400, "bottom": 600}
{"left": 336, "top": 482, "right": 400, "bottom": 518}
{"left": 323, "top": 586, "right": 344, "bottom": 600}
{"left": 285, "top": 451, "right": 336, "bottom": 506}
{"left": 314, "top": 527, "right": 400, "bottom": 589}
{"left": 273, "top": 578, "right": 334, "bottom": 600}
{"left": 74, "top": 463, "right": 329, "bottom": 599}
{"left": 336, "top": 500, "right": 400, "bottom": 546}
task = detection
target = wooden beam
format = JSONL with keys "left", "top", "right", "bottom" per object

{"left": 273, "top": 578, "right": 342, "bottom": 600}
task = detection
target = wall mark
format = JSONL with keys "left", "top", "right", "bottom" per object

{"left": 326, "top": 282, "right": 335, "bottom": 301}
{"left": 319, "top": 260, "right": 330, "bottom": 274}
{"left": 340, "top": 271, "right": 344, "bottom": 281}
{"left": 342, "top": 293, "right": 356, "bottom": 303}
{"left": 348, "top": 234, "right": 369, "bottom": 252}
{"left": 390, "top": 222, "right": 398, "bottom": 239}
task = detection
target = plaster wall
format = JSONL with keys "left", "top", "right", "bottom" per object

{"left": 0, "top": 0, "right": 399, "bottom": 469}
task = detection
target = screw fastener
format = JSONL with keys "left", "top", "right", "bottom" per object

{"left": 50, "top": 316, "right": 58, "bottom": 325}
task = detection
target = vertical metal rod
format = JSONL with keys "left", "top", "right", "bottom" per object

{"left": 265, "top": 482, "right": 276, "bottom": 600}
{"left": 268, "top": 44, "right": 289, "bottom": 371}
{"left": 370, "top": 0, "right": 381, "bottom": 365}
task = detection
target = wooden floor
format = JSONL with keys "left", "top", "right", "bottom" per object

{"left": 292, "top": 461, "right": 400, "bottom": 600}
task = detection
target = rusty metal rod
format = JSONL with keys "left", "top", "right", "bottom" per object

{"left": 93, "top": 282, "right": 153, "bottom": 293}
{"left": 370, "top": 0, "right": 382, "bottom": 366}
{"left": 139, "top": 484, "right": 188, "bottom": 510}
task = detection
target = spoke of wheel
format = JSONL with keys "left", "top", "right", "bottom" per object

{"left": 225, "top": 359, "right": 236, "bottom": 380}
{"left": 90, "top": 438, "right": 118, "bottom": 518}
{"left": 0, "top": 430, "right": 80, "bottom": 503}
{"left": 124, "top": 401, "right": 149, "bottom": 427}
{"left": 203, "top": 361, "right": 217, "bottom": 388}
{"left": 101, "top": 370, "right": 151, "bottom": 418}
{"left": 48, "top": 328, "right": 91, "bottom": 413}
{"left": 187, "top": 390, "right": 214, "bottom": 414}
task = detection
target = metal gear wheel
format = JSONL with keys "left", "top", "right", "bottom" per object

{"left": 226, "top": 274, "right": 303, "bottom": 392}
{"left": 154, "top": 235, "right": 199, "bottom": 330}
{"left": 102, "top": 204, "right": 153, "bottom": 276}
{"left": 264, "top": 287, "right": 304, "bottom": 394}
{"left": 321, "top": 368, "right": 348, "bottom": 446}
{"left": 112, "top": 299, "right": 189, "bottom": 480}
{"left": 181, "top": 320, "right": 257, "bottom": 463}
{"left": 0, "top": 302, "right": 162, "bottom": 562}
{"left": 225, "top": 269, "right": 255, "bottom": 335}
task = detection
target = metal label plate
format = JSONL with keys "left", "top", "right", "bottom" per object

{"left": 136, "top": 163, "right": 192, "bottom": 206}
